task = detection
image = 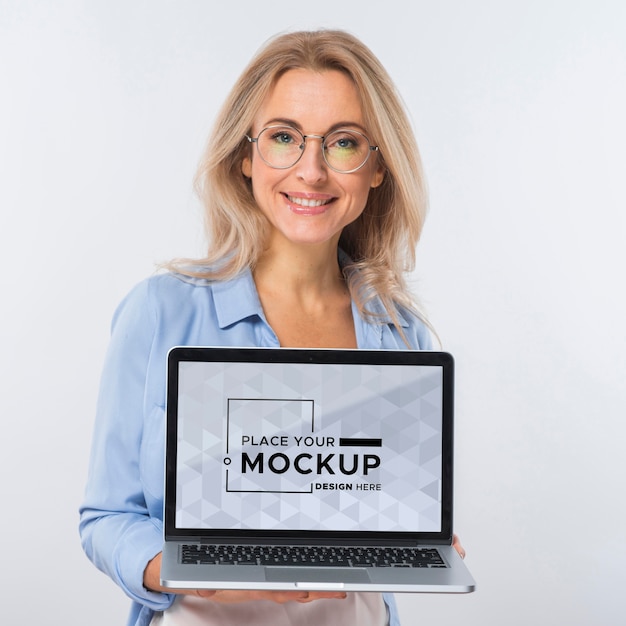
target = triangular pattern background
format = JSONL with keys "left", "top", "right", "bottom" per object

{"left": 175, "top": 361, "right": 443, "bottom": 532}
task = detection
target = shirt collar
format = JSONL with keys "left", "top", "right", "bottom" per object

{"left": 211, "top": 269, "right": 266, "bottom": 329}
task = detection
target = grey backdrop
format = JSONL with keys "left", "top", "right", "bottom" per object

{"left": 1, "top": 1, "right": 624, "bottom": 624}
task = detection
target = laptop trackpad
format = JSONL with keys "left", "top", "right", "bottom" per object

{"left": 265, "top": 567, "right": 371, "bottom": 584}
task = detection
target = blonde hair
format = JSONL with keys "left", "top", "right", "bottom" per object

{"left": 171, "top": 29, "right": 429, "bottom": 332}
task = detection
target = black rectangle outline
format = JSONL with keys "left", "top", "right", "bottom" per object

{"left": 225, "top": 397, "right": 315, "bottom": 493}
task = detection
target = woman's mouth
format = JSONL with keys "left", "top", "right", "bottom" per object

{"left": 283, "top": 193, "right": 335, "bottom": 214}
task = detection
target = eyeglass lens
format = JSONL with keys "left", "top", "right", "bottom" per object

{"left": 255, "top": 126, "right": 373, "bottom": 172}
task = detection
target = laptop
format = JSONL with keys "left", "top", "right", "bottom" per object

{"left": 160, "top": 346, "right": 475, "bottom": 593}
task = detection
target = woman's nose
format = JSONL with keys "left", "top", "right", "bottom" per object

{"left": 294, "top": 136, "right": 328, "bottom": 184}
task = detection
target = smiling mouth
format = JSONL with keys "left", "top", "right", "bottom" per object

{"left": 285, "top": 194, "right": 334, "bottom": 208}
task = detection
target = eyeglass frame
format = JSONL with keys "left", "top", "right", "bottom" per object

{"left": 245, "top": 125, "right": 380, "bottom": 174}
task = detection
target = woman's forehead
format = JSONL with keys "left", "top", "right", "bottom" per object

{"left": 253, "top": 68, "right": 366, "bottom": 133}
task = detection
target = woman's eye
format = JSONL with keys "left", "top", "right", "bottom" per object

{"left": 330, "top": 134, "right": 359, "bottom": 151}
{"left": 271, "top": 131, "right": 296, "bottom": 144}
{"left": 337, "top": 138, "right": 355, "bottom": 148}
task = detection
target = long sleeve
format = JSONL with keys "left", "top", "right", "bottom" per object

{"left": 79, "top": 279, "right": 175, "bottom": 611}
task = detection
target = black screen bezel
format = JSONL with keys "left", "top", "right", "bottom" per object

{"left": 164, "top": 347, "right": 454, "bottom": 545}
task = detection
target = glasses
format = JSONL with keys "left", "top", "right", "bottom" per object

{"left": 245, "top": 125, "right": 379, "bottom": 174}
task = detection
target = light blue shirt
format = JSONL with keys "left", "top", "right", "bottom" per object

{"left": 79, "top": 268, "right": 431, "bottom": 626}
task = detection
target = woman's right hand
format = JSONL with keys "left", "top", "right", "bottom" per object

{"left": 143, "top": 552, "right": 347, "bottom": 604}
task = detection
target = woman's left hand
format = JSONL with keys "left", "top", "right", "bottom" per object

{"left": 452, "top": 534, "right": 466, "bottom": 559}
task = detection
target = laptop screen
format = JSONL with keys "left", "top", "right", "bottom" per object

{"left": 165, "top": 348, "right": 454, "bottom": 540}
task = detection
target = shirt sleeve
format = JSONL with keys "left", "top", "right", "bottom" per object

{"left": 78, "top": 279, "right": 175, "bottom": 611}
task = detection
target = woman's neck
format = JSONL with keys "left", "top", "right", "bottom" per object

{"left": 251, "top": 236, "right": 356, "bottom": 348}
{"left": 253, "top": 237, "right": 344, "bottom": 302}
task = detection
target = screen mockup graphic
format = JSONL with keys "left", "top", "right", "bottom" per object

{"left": 174, "top": 360, "right": 443, "bottom": 533}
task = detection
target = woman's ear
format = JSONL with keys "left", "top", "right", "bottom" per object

{"left": 370, "top": 163, "right": 385, "bottom": 188}
{"left": 241, "top": 156, "right": 252, "bottom": 178}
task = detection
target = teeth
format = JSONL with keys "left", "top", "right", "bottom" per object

{"left": 287, "top": 195, "right": 331, "bottom": 207}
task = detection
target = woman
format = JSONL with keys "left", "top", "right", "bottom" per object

{"left": 79, "top": 29, "right": 463, "bottom": 626}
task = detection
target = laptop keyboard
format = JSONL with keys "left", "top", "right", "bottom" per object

{"left": 181, "top": 544, "right": 447, "bottom": 568}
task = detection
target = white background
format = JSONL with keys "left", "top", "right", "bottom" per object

{"left": 1, "top": 1, "right": 624, "bottom": 624}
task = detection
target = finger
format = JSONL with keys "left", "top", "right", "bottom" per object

{"left": 296, "top": 591, "right": 347, "bottom": 603}
{"left": 452, "top": 534, "right": 466, "bottom": 559}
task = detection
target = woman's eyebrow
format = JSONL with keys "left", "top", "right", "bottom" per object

{"left": 262, "top": 117, "right": 369, "bottom": 134}
{"left": 326, "top": 121, "right": 369, "bottom": 134}
{"left": 263, "top": 117, "right": 301, "bottom": 129}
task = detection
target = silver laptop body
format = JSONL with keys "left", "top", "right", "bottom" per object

{"left": 160, "top": 347, "right": 475, "bottom": 593}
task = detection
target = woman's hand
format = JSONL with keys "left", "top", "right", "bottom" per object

{"left": 188, "top": 589, "right": 346, "bottom": 604}
{"left": 143, "top": 552, "right": 346, "bottom": 604}
{"left": 452, "top": 534, "right": 466, "bottom": 559}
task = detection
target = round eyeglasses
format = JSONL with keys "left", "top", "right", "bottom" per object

{"left": 245, "top": 125, "right": 379, "bottom": 174}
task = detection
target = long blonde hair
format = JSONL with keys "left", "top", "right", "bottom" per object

{"left": 171, "top": 29, "right": 429, "bottom": 330}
